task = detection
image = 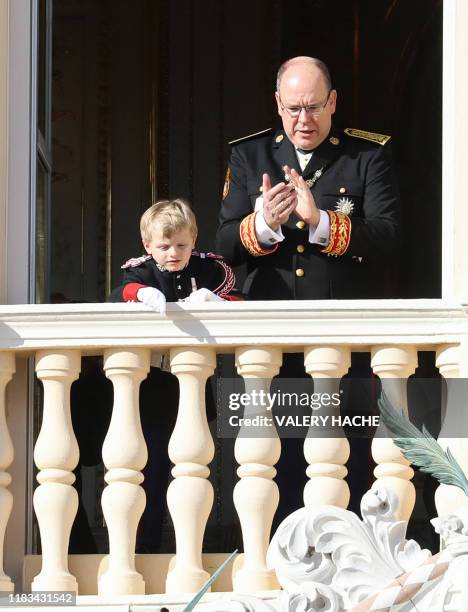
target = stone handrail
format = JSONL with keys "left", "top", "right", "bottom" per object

{"left": 0, "top": 299, "right": 466, "bottom": 351}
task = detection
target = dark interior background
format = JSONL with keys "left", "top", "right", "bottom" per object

{"left": 50, "top": 0, "right": 442, "bottom": 302}
{"left": 44, "top": 0, "right": 443, "bottom": 555}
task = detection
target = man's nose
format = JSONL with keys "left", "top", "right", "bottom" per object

{"left": 298, "top": 107, "right": 314, "bottom": 122}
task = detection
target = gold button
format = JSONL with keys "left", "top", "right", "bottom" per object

{"left": 296, "top": 244, "right": 305, "bottom": 253}
{"left": 339, "top": 187, "right": 346, "bottom": 193}
{"left": 259, "top": 186, "right": 263, "bottom": 192}
{"left": 275, "top": 134, "right": 284, "bottom": 143}
{"left": 295, "top": 268, "right": 304, "bottom": 277}
{"left": 296, "top": 220, "right": 305, "bottom": 229}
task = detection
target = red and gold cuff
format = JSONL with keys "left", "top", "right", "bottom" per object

{"left": 240, "top": 212, "right": 279, "bottom": 257}
{"left": 321, "top": 211, "right": 351, "bottom": 256}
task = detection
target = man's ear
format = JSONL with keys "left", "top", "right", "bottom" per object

{"left": 329, "top": 89, "right": 337, "bottom": 115}
{"left": 275, "top": 92, "right": 282, "bottom": 117}
{"left": 191, "top": 233, "right": 198, "bottom": 249}
{"left": 143, "top": 241, "right": 151, "bottom": 254}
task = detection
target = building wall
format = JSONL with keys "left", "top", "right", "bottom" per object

{"left": 0, "top": 0, "right": 9, "bottom": 304}
{"left": 1, "top": 0, "right": 33, "bottom": 590}
{"left": 5, "top": 0, "right": 32, "bottom": 305}
{"left": 451, "top": 0, "right": 468, "bottom": 303}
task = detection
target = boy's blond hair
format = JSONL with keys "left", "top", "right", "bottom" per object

{"left": 140, "top": 199, "right": 198, "bottom": 244}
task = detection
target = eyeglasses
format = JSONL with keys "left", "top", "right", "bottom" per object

{"left": 278, "top": 90, "right": 332, "bottom": 118}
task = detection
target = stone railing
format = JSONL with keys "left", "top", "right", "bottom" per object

{"left": 0, "top": 300, "right": 467, "bottom": 599}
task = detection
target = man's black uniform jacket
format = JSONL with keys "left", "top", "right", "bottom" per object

{"left": 216, "top": 126, "right": 401, "bottom": 300}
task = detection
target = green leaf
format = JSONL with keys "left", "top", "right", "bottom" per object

{"left": 181, "top": 549, "right": 238, "bottom": 612}
{"left": 378, "top": 391, "right": 468, "bottom": 497}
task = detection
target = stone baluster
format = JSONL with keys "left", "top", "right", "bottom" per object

{"left": 99, "top": 349, "right": 150, "bottom": 595}
{"left": 303, "top": 346, "right": 351, "bottom": 509}
{"left": 232, "top": 347, "right": 282, "bottom": 592}
{"left": 435, "top": 344, "right": 468, "bottom": 516}
{"left": 166, "top": 348, "right": 216, "bottom": 594}
{"left": 371, "top": 345, "right": 417, "bottom": 521}
{"left": 32, "top": 350, "right": 80, "bottom": 592}
{"left": 0, "top": 353, "right": 15, "bottom": 592}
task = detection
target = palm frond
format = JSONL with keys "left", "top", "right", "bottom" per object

{"left": 182, "top": 549, "right": 238, "bottom": 612}
{"left": 378, "top": 391, "right": 468, "bottom": 497}
{"left": 377, "top": 391, "right": 423, "bottom": 439}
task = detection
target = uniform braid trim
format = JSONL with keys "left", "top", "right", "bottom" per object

{"left": 212, "top": 259, "right": 236, "bottom": 296}
{"left": 121, "top": 254, "right": 152, "bottom": 269}
{"left": 240, "top": 212, "right": 279, "bottom": 256}
{"left": 321, "top": 211, "right": 351, "bottom": 256}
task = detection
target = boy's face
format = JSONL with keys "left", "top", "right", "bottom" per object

{"left": 144, "top": 226, "right": 196, "bottom": 272}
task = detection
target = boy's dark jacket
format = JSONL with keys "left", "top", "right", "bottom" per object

{"left": 109, "top": 250, "right": 239, "bottom": 302}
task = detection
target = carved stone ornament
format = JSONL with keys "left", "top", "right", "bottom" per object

{"left": 429, "top": 505, "right": 468, "bottom": 611}
{"left": 202, "top": 594, "right": 277, "bottom": 612}
{"left": 277, "top": 583, "right": 342, "bottom": 612}
{"left": 266, "top": 484, "right": 431, "bottom": 609}
{"left": 200, "top": 486, "right": 468, "bottom": 611}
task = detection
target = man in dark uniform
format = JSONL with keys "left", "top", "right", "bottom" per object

{"left": 216, "top": 56, "right": 401, "bottom": 299}
{"left": 216, "top": 56, "right": 401, "bottom": 526}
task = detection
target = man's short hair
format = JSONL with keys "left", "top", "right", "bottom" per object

{"left": 140, "top": 199, "right": 198, "bottom": 243}
{"left": 276, "top": 56, "right": 332, "bottom": 92}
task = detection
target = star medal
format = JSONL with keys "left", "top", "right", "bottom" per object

{"left": 335, "top": 197, "right": 354, "bottom": 215}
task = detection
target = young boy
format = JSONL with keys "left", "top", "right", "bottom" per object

{"left": 109, "top": 198, "right": 238, "bottom": 552}
{"left": 110, "top": 198, "right": 240, "bottom": 311}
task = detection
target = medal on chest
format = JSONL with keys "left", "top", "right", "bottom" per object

{"left": 335, "top": 197, "right": 355, "bottom": 215}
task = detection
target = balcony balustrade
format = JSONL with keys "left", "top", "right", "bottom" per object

{"left": 0, "top": 299, "right": 467, "bottom": 604}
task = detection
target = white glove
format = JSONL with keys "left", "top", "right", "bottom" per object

{"left": 186, "top": 288, "right": 225, "bottom": 304}
{"left": 137, "top": 286, "right": 167, "bottom": 315}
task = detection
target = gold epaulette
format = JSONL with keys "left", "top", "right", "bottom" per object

{"left": 344, "top": 128, "right": 391, "bottom": 146}
{"left": 229, "top": 128, "right": 272, "bottom": 146}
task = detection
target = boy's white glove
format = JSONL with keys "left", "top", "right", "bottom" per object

{"left": 186, "top": 288, "right": 224, "bottom": 303}
{"left": 137, "top": 287, "right": 167, "bottom": 315}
